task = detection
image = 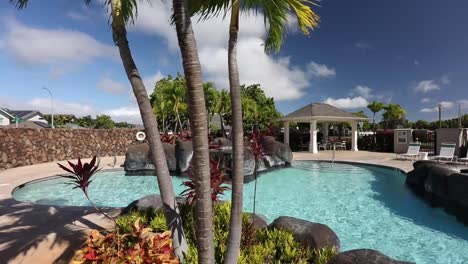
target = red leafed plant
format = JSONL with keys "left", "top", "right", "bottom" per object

{"left": 57, "top": 156, "right": 113, "bottom": 221}
{"left": 161, "top": 131, "right": 192, "bottom": 144}
{"left": 74, "top": 218, "right": 179, "bottom": 263}
{"left": 180, "top": 159, "right": 230, "bottom": 206}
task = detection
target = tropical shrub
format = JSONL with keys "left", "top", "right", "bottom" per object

{"left": 57, "top": 156, "right": 114, "bottom": 221}
{"left": 74, "top": 218, "right": 179, "bottom": 264}
{"left": 116, "top": 203, "right": 336, "bottom": 264}
{"left": 180, "top": 159, "right": 230, "bottom": 205}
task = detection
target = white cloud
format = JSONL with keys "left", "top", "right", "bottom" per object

{"left": 441, "top": 75, "right": 450, "bottom": 85}
{"left": 419, "top": 101, "right": 454, "bottom": 113}
{"left": 354, "top": 42, "right": 373, "bottom": 49}
{"left": 25, "top": 98, "right": 96, "bottom": 116}
{"left": 0, "top": 19, "right": 117, "bottom": 74}
{"left": 143, "top": 71, "right": 165, "bottom": 94}
{"left": 414, "top": 80, "right": 440, "bottom": 93}
{"left": 439, "top": 101, "right": 454, "bottom": 108}
{"left": 104, "top": 106, "right": 141, "bottom": 122}
{"left": 0, "top": 96, "right": 142, "bottom": 123}
{"left": 459, "top": 100, "right": 468, "bottom": 109}
{"left": 352, "top": 85, "right": 373, "bottom": 99}
{"left": 66, "top": 11, "right": 88, "bottom": 21}
{"left": 421, "top": 98, "right": 431, "bottom": 103}
{"left": 307, "top": 62, "right": 336, "bottom": 78}
{"left": 96, "top": 77, "right": 127, "bottom": 94}
{"left": 323, "top": 96, "right": 368, "bottom": 109}
{"left": 420, "top": 108, "right": 435, "bottom": 113}
{"left": 126, "top": 1, "right": 317, "bottom": 101}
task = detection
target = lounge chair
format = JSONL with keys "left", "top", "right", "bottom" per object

{"left": 336, "top": 141, "right": 347, "bottom": 151}
{"left": 318, "top": 142, "right": 328, "bottom": 151}
{"left": 458, "top": 157, "right": 468, "bottom": 164}
{"left": 398, "top": 142, "right": 421, "bottom": 160}
{"left": 432, "top": 143, "right": 457, "bottom": 162}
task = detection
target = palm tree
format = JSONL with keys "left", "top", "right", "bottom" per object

{"left": 367, "top": 101, "right": 386, "bottom": 145}
{"left": 203, "top": 82, "right": 220, "bottom": 133}
{"left": 172, "top": 0, "right": 214, "bottom": 262}
{"left": 10, "top": 0, "right": 188, "bottom": 258}
{"left": 216, "top": 90, "right": 231, "bottom": 137}
{"left": 191, "top": 1, "right": 319, "bottom": 262}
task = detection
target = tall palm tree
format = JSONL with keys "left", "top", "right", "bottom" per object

{"left": 172, "top": 0, "right": 214, "bottom": 262}
{"left": 191, "top": 1, "right": 319, "bottom": 263}
{"left": 9, "top": 0, "right": 188, "bottom": 258}
{"left": 367, "top": 101, "right": 386, "bottom": 145}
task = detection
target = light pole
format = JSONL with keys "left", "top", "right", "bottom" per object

{"left": 42, "top": 87, "right": 54, "bottom": 129}
{"left": 438, "top": 103, "right": 442, "bottom": 129}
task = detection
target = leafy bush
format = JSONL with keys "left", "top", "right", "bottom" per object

{"left": 110, "top": 202, "right": 336, "bottom": 264}
{"left": 74, "top": 218, "right": 179, "bottom": 264}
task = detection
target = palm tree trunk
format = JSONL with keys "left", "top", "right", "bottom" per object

{"left": 110, "top": 0, "right": 187, "bottom": 258}
{"left": 373, "top": 112, "right": 377, "bottom": 148}
{"left": 224, "top": 1, "right": 244, "bottom": 263}
{"left": 172, "top": 0, "right": 214, "bottom": 263}
{"left": 220, "top": 114, "right": 227, "bottom": 138}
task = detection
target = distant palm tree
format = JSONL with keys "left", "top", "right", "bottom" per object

{"left": 10, "top": 0, "right": 188, "bottom": 258}
{"left": 191, "top": 1, "right": 319, "bottom": 262}
{"left": 367, "top": 101, "right": 386, "bottom": 145}
{"left": 172, "top": 0, "right": 214, "bottom": 262}
{"left": 215, "top": 90, "right": 231, "bottom": 137}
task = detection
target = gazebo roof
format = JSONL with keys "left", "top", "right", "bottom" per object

{"left": 281, "top": 103, "right": 368, "bottom": 122}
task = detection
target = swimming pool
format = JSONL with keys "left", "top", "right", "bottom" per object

{"left": 12, "top": 161, "right": 468, "bottom": 263}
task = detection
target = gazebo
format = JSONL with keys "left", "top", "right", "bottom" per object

{"left": 281, "top": 103, "right": 369, "bottom": 153}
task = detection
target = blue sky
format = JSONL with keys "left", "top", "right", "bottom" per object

{"left": 0, "top": 0, "right": 467, "bottom": 123}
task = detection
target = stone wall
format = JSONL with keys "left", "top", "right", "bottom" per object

{"left": 0, "top": 128, "right": 140, "bottom": 170}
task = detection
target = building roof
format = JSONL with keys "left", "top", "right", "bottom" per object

{"left": 3, "top": 121, "right": 49, "bottom": 129}
{"left": 8, "top": 110, "right": 42, "bottom": 120}
{"left": 0, "top": 108, "right": 15, "bottom": 119}
{"left": 281, "top": 103, "right": 368, "bottom": 122}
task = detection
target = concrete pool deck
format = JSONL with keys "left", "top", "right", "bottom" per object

{"left": 0, "top": 152, "right": 414, "bottom": 264}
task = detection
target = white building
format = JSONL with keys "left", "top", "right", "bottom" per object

{"left": 0, "top": 108, "right": 49, "bottom": 127}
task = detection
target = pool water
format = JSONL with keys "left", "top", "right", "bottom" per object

{"left": 12, "top": 161, "right": 468, "bottom": 263}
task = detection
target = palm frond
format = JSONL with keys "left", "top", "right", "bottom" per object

{"left": 244, "top": 0, "right": 319, "bottom": 53}
{"left": 9, "top": 0, "right": 29, "bottom": 9}
{"left": 188, "top": 0, "right": 231, "bottom": 21}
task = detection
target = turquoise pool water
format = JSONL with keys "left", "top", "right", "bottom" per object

{"left": 12, "top": 161, "right": 468, "bottom": 263}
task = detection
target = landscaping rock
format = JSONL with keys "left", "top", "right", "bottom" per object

{"left": 244, "top": 147, "right": 256, "bottom": 176}
{"left": 327, "top": 249, "right": 414, "bottom": 264}
{"left": 124, "top": 143, "right": 176, "bottom": 172}
{"left": 122, "top": 195, "right": 163, "bottom": 214}
{"left": 124, "top": 143, "right": 152, "bottom": 171}
{"left": 245, "top": 213, "right": 268, "bottom": 229}
{"left": 268, "top": 216, "right": 340, "bottom": 251}
{"left": 175, "top": 140, "right": 193, "bottom": 173}
{"left": 163, "top": 143, "right": 176, "bottom": 171}
{"left": 406, "top": 160, "right": 468, "bottom": 224}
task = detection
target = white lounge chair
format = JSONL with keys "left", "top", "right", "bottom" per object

{"left": 398, "top": 143, "right": 421, "bottom": 160}
{"left": 432, "top": 143, "right": 457, "bottom": 162}
{"left": 458, "top": 157, "right": 468, "bottom": 164}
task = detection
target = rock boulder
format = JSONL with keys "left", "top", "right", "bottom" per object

{"left": 327, "top": 249, "right": 414, "bottom": 264}
{"left": 268, "top": 216, "right": 340, "bottom": 251}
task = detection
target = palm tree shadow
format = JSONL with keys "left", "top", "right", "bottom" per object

{"left": 0, "top": 198, "right": 115, "bottom": 264}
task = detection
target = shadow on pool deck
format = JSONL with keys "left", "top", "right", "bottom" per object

{"left": 0, "top": 198, "right": 115, "bottom": 264}
{"left": 369, "top": 170, "right": 468, "bottom": 241}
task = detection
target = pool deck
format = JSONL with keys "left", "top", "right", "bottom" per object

{"left": 0, "top": 152, "right": 414, "bottom": 264}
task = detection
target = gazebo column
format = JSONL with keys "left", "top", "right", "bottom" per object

{"left": 283, "top": 121, "right": 290, "bottom": 145}
{"left": 323, "top": 122, "right": 329, "bottom": 143}
{"left": 309, "top": 120, "right": 318, "bottom": 153}
{"left": 351, "top": 121, "right": 358, "bottom": 151}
